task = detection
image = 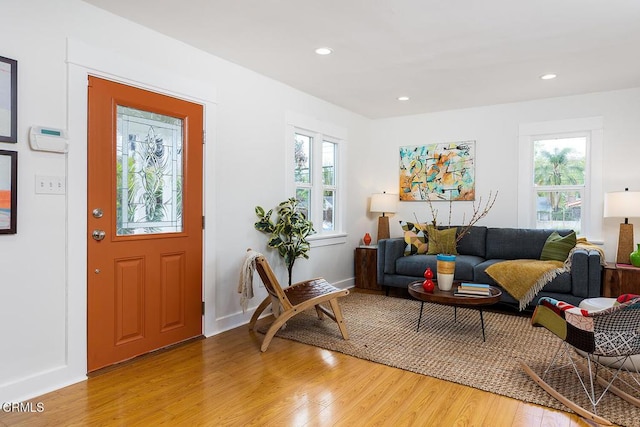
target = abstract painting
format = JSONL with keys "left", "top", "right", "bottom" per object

{"left": 0, "top": 56, "right": 17, "bottom": 143}
{"left": 399, "top": 141, "right": 475, "bottom": 201}
{"left": 0, "top": 150, "right": 17, "bottom": 234}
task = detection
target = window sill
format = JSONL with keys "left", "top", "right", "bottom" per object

{"left": 308, "top": 233, "right": 347, "bottom": 247}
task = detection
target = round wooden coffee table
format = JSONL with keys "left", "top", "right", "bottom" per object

{"left": 407, "top": 281, "right": 502, "bottom": 341}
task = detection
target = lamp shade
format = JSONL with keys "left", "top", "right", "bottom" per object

{"left": 604, "top": 191, "right": 640, "bottom": 218}
{"left": 370, "top": 193, "right": 397, "bottom": 214}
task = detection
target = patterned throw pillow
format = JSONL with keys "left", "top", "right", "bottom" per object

{"left": 540, "top": 231, "right": 577, "bottom": 261}
{"left": 426, "top": 225, "right": 458, "bottom": 255}
{"left": 400, "top": 221, "right": 428, "bottom": 256}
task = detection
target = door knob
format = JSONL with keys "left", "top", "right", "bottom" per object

{"left": 92, "top": 230, "right": 106, "bottom": 241}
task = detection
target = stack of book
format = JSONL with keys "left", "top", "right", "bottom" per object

{"left": 455, "top": 283, "right": 491, "bottom": 297}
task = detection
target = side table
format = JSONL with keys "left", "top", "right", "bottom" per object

{"left": 354, "top": 246, "right": 381, "bottom": 290}
{"left": 602, "top": 262, "right": 640, "bottom": 297}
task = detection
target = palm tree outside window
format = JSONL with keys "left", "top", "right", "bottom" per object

{"left": 533, "top": 136, "right": 586, "bottom": 233}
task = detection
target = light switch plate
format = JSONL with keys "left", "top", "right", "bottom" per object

{"left": 35, "top": 175, "right": 66, "bottom": 195}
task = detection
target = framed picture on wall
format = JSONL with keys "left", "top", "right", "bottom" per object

{"left": 399, "top": 141, "right": 475, "bottom": 201}
{"left": 0, "top": 56, "right": 18, "bottom": 143}
{"left": 0, "top": 150, "right": 17, "bottom": 234}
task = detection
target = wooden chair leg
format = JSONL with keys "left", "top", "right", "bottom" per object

{"left": 248, "top": 296, "right": 271, "bottom": 331}
{"left": 314, "top": 304, "right": 325, "bottom": 320}
{"left": 520, "top": 361, "right": 613, "bottom": 426}
{"left": 328, "top": 298, "right": 349, "bottom": 340}
{"left": 261, "top": 311, "right": 294, "bottom": 352}
{"left": 575, "top": 358, "right": 640, "bottom": 408}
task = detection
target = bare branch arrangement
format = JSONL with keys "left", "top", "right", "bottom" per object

{"left": 419, "top": 191, "right": 499, "bottom": 253}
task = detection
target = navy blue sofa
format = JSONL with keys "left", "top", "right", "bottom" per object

{"left": 376, "top": 227, "right": 602, "bottom": 309}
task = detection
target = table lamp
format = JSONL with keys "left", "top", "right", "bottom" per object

{"left": 370, "top": 192, "right": 397, "bottom": 241}
{"left": 604, "top": 188, "right": 640, "bottom": 264}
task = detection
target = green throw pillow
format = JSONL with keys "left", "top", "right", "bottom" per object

{"left": 400, "top": 221, "right": 428, "bottom": 256}
{"left": 426, "top": 226, "right": 458, "bottom": 255}
{"left": 540, "top": 231, "right": 576, "bottom": 261}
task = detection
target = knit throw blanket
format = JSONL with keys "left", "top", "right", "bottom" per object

{"left": 486, "top": 240, "right": 606, "bottom": 311}
{"left": 486, "top": 259, "right": 564, "bottom": 311}
{"left": 238, "top": 249, "right": 263, "bottom": 313}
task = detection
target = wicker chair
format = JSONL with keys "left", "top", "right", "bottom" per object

{"left": 521, "top": 294, "right": 640, "bottom": 425}
{"left": 247, "top": 251, "right": 349, "bottom": 352}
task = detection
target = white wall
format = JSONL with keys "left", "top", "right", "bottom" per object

{"left": 1, "top": 0, "right": 639, "bottom": 405}
{"left": 369, "top": 88, "right": 640, "bottom": 260}
{"left": 0, "top": 0, "right": 370, "bottom": 403}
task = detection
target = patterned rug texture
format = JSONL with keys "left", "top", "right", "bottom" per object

{"left": 268, "top": 292, "right": 639, "bottom": 427}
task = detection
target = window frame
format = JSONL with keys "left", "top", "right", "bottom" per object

{"left": 518, "top": 117, "right": 603, "bottom": 240}
{"left": 286, "top": 112, "right": 347, "bottom": 247}
{"left": 531, "top": 132, "right": 589, "bottom": 233}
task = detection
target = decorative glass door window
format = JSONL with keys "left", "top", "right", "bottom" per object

{"left": 116, "top": 106, "right": 183, "bottom": 235}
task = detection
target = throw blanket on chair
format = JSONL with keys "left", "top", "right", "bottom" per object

{"left": 238, "top": 249, "right": 263, "bottom": 312}
{"left": 486, "top": 259, "right": 564, "bottom": 311}
{"left": 238, "top": 250, "right": 284, "bottom": 320}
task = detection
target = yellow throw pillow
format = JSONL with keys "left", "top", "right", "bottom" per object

{"left": 426, "top": 226, "right": 458, "bottom": 255}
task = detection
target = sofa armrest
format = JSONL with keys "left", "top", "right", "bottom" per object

{"left": 376, "top": 238, "right": 405, "bottom": 285}
{"left": 587, "top": 249, "right": 603, "bottom": 297}
{"left": 570, "top": 248, "right": 602, "bottom": 298}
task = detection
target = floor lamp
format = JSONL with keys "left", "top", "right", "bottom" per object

{"left": 370, "top": 192, "right": 397, "bottom": 241}
{"left": 604, "top": 188, "right": 640, "bottom": 265}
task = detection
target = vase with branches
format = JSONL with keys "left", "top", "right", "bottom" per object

{"left": 423, "top": 191, "right": 498, "bottom": 291}
{"left": 423, "top": 191, "right": 499, "bottom": 254}
{"left": 254, "top": 197, "right": 316, "bottom": 286}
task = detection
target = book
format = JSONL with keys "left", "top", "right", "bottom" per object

{"left": 458, "top": 284, "right": 491, "bottom": 291}
{"left": 456, "top": 286, "right": 491, "bottom": 296}
{"left": 454, "top": 292, "right": 488, "bottom": 298}
{"left": 460, "top": 283, "right": 490, "bottom": 288}
{"left": 457, "top": 291, "right": 491, "bottom": 297}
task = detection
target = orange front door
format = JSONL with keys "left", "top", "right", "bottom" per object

{"left": 87, "top": 76, "right": 203, "bottom": 372}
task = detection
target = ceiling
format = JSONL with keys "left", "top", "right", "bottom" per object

{"left": 82, "top": 0, "right": 640, "bottom": 119}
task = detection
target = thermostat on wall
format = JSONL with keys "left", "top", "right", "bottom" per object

{"left": 29, "top": 126, "right": 69, "bottom": 153}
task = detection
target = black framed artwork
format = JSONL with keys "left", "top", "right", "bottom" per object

{"left": 0, "top": 149, "right": 17, "bottom": 234}
{"left": 0, "top": 56, "right": 17, "bottom": 143}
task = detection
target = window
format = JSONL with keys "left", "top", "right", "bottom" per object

{"left": 294, "top": 131, "right": 340, "bottom": 233}
{"left": 288, "top": 112, "right": 346, "bottom": 245}
{"left": 533, "top": 135, "right": 586, "bottom": 233}
{"left": 518, "top": 117, "right": 603, "bottom": 239}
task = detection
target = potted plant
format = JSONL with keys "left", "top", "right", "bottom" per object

{"left": 254, "top": 197, "right": 316, "bottom": 286}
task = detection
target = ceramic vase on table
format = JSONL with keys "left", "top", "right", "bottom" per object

{"left": 363, "top": 232, "right": 372, "bottom": 246}
{"left": 630, "top": 243, "right": 640, "bottom": 267}
{"left": 436, "top": 254, "right": 456, "bottom": 291}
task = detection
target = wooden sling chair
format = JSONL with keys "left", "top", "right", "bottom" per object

{"left": 521, "top": 294, "right": 640, "bottom": 425}
{"left": 247, "top": 251, "right": 350, "bottom": 352}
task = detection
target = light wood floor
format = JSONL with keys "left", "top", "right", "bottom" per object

{"left": 1, "top": 310, "right": 602, "bottom": 427}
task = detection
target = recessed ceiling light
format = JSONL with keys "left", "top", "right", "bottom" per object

{"left": 315, "top": 47, "right": 333, "bottom": 55}
{"left": 397, "top": 96, "right": 410, "bottom": 101}
{"left": 540, "top": 73, "right": 557, "bottom": 80}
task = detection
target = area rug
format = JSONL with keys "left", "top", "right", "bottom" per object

{"left": 267, "top": 292, "right": 639, "bottom": 427}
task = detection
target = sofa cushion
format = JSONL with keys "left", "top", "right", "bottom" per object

{"left": 456, "top": 226, "right": 487, "bottom": 258}
{"left": 426, "top": 226, "right": 458, "bottom": 255}
{"left": 540, "top": 231, "right": 576, "bottom": 261}
{"left": 485, "top": 228, "right": 573, "bottom": 260}
{"left": 400, "top": 221, "right": 428, "bottom": 256}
